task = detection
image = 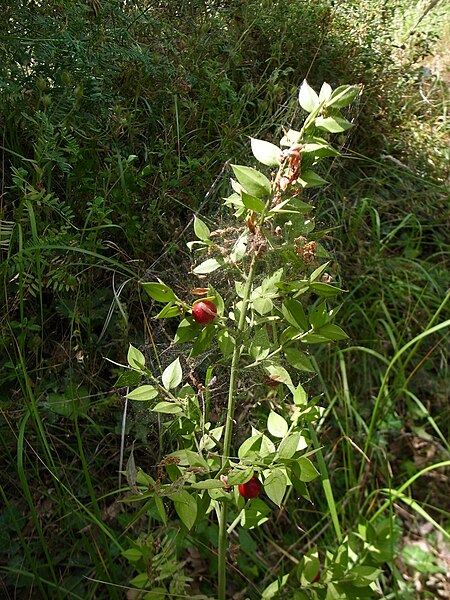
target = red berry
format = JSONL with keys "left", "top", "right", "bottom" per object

{"left": 192, "top": 300, "right": 217, "bottom": 325}
{"left": 238, "top": 475, "right": 262, "bottom": 499}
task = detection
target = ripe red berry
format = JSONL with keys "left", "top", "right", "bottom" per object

{"left": 238, "top": 475, "right": 262, "bottom": 499}
{"left": 192, "top": 300, "right": 217, "bottom": 325}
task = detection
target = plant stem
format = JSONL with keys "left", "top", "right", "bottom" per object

{"left": 218, "top": 253, "right": 258, "bottom": 600}
{"left": 221, "top": 254, "right": 258, "bottom": 465}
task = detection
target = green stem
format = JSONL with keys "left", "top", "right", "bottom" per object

{"left": 217, "top": 502, "right": 228, "bottom": 600}
{"left": 221, "top": 254, "right": 258, "bottom": 466}
{"left": 218, "top": 254, "right": 258, "bottom": 600}
{"left": 308, "top": 423, "right": 343, "bottom": 543}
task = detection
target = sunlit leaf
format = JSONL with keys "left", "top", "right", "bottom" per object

{"left": 298, "top": 80, "right": 319, "bottom": 113}
{"left": 231, "top": 164, "right": 271, "bottom": 198}
{"left": 162, "top": 357, "right": 182, "bottom": 390}
{"left": 141, "top": 281, "right": 176, "bottom": 303}
{"left": 267, "top": 411, "right": 289, "bottom": 438}
{"left": 193, "top": 215, "right": 210, "bottom": 241}
{"left": 126, "top": 385, "right": 159, "bottom": 401}
{"left": 250, "top": 137, "right": 281, "bottom": 167}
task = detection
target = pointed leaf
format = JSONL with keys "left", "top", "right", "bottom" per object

{"left": 241, "top": 191, "right": 266, "bottom": 213}
{"left": 278, "top": 433, "right": 301, "bottom": 459}
{"left": 154, "top": 303, "right": 182, "bottom": 319}
{"left": 267, "top": 411, "right": 289, "bottom": 438}
{"left": 319, "top": 82, "right": 332, "bottom": 102}
{"left": 328, "top": 84, "right": 360, "bottom": 108}
{"left": 172, "top": 491, "right": 197, "bottom": 530}
{"left": 316, "top": 323, "right": 349, "bottom": 341}
{"left": 193, "top": 257, "right": 223, "bottom": 275}
{"left": 250, "top": 137, "right": 281, "bottom": 167}
{"left": 284, "top": 347, "right": 315, "bottom": 372}
{"left": 174, "top": 318, "right": 199, "bottom": 344}
{"left": 265, "top": 364, "right": 293, "bottom": 388}
{"left": 231, "top": 164, "right": 271, "bottom": 199}
{"left": 299, "top": 80, "right": 319, "bottom": 113}
{"left": 152, "top": 401, "right": 183, "bottom": 414}
{"left": 298, "top": 170, "right": 328, "bottom": 188}
{"left": 298, "top": 457, "right": 319, "bottom": 482}
{"left": 282, "top": 298, "right": 309, "bottom": 331}
{"left": 162, "top": 357, "right": 182, "bottom": 390}
{"left": 141, "top": 281, "right": 176, "bottom": 303}
{"left": 126, "top": 385, "right": 159, "bottom": 402}
{"left": 315, "top": 116, "right": 353, "bottom": 133}
{"left": 194, "top": 216, "right": 210, "bottom": 241}
{"left": 127, "top": 344, "right": 146, "bottom": 370}
{"left": 264, "top": 468, "right": 287, "bottom": 506}
{"left": 310, "top": 282, "right": 345, "bottom": 297}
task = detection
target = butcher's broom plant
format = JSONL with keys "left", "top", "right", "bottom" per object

{"left": 114, "top": 81, "right": 389, "bottom": 598}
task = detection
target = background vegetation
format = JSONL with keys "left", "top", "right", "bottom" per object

{"left": 1, "top": 0, "right": 448, "bottom": 598}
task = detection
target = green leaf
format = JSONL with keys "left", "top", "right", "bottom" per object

{"left": 193, "top": 257, "right": 223, "bottom": 275}
{"left": 250, "top": 137, "right": 281, "bottom": 167}
{"left": 122, "top": 548, "right": 143, "bottom": 562}
{"left": 264, "top": 468, "right": 287, "bottom": 506}
{"left": 154, "top": 303, "right": 182, "bottom": 319}
{"left": 280, "top": 128, "right": 301, "bottom": 147}
{"left": 141, "top": 281, "right": 176, "bottom": 303}
{"left": 129, "top": 573, "right": 150, "bottom": 588}
{"left": 193, "top": 216, "right": 210, "bottom": 241}
{"left": 238, "top": 434, "right": 262, "bottom": 460}
{"left": 115, "top": 369, "right": 142, "bottom": 387}
{"left": 261, "top": 268, "right": 284, "bottom": 294}
{"left": 310, "top": 282, "right": 345, "bottom": 298}
{"left": 316, "top": 323, "right": 348, "bottom": 341}
{"left": 191, "top": 479, "right": 225, "bottom": 490}
{"left": 315, "top": 116, "right": 353, "bottom": 133}
{"left": 171, "top": 491, "right": 197, "bottom": 530}
{"left": 168, "top": 449, "right": 208, "bottom": 469}
{"left": 154, "top": 496, "right": 167, "bottom": 525}
{"left": 298, "top": 457, "right": 319, "bottom": 482}
{"left": 302, "top": 142, "right": 339, "bottom": 157}
{"left": 190, "top": 324, "right": 215, "bottom": 357}
{"left": 319, "top": 82, "right": 332, "bottom": 102}
{"left": 126, "top": 385, "right": 159, "bottom": 402}
{"left": 152, "top": 401, "right": 183, "bottom": 414}
{"left": 231, "top": 164, "right": 271, "bottom": 199}
{"left": 282, "top": 298, "right": 309, "bottom": 331}
{"left": 278, "top": 433, "right": 300, "bottom": 459}
{"left": 174, "top": 318, "right": 199, "bottom": 344}
{"left": 328, "top": 84, "right": 360, "bottom": 109}
{"left": 249, "top": 327, "right": 271, "bottom": 362}
{"left": 309, "top": 302, "right": 328, "bottom": 329}
{"left": 217, "top": 329, "right": 234, "bottom": 358}
{"left": 309, "top": 261, "right": 330, "bottom": 283}
{"left": 346, "top": 565, "right": 382, "bottom": 586}
{"left": 241, "top": 191, "right": 266, "bottom": 213}
{"left": 267, "top": 411, "right": 289, "bottom": 438}
{"left": 127, "top": 344, "right": 146, "bottom": 370}
{"left": 240, "top": 497, "right": 271, "bottom": 529}
{"left": 293, "top": 384, "right": 308, "bottom": 406}
{"left": 262, "top": 574, "right": 289, "bottom": 599}
{"left": 227, "top": 466, "right": 254, "bottom": 486}
{"left": 298, "top": 170, "right": 328, "bottom": 188}
{"left": 298, "top": 80, "right": 319, "bottom": 113}
{"left": 260, "top": 434, "right": 276, "bottom": 458}
{"left": 199, "top": 425, "right": 224, "bottom": 451}
{"left": 265, "top": 364, "right": 293, "bottom": 388}
{"left": 252, "top": 295, "right": 273, "bottom": 315}
{"left": 229, "top": 231, "right": 248, "bottom": 263}
{"left": 162, "top": 357, "right": 182, "bottom": 390}
{"left": 284, "top": 347, "right": 315, "bottom": 372}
